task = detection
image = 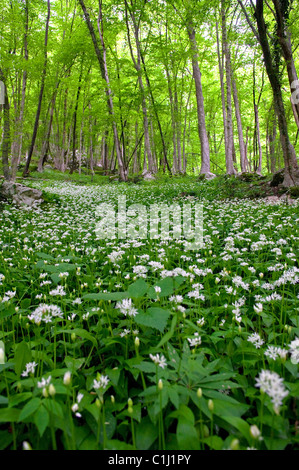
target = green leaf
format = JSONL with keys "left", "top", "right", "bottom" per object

{"left": 213, "top": 399, "right": 249, "bottom": 419}
{"left": 34, "top": 404, "right": 49, "bottom": 437}
{"left": 0, "top": 395, "right": 8, "bottom": 405}
{"left": 18, "top": 398, "right": 41, "bottom": 422}
{"left": 57, "top": 328, "right": 97, "bottom": 348}
{"left": 0, "top": 408, "right": 21, "bottom": 423}
{"left": 9, "top": 392, "right": 32, "bottom": 407}
{"left": 156, "top": 313, "right": 177, "bottom": 348}
{"left": 135, "top": 307, "right": 171, "bottom": 332}
{"left": 105, "top": 440, "right": 136, "bottom": 450}
{"left": 64, "top": 356, "right": 85, "bottom": 371}
{"left": 20, "top": 298, "right": 31, "bottom": 310}
{"left": 83, "top": 292, "right": 128, "bottom": 301}
{"left": 201, "top": 436, "right": 224, "bottom": 450}
{"left": 136, "top": 417, "right": 158, "bottom": 450}
{"left": 14, "top": 341, "right": 32, "bottom": 377}
{"left": 175, "top": 405, "right": 200, "bottom": 450}
{"left": 0, "top": 430, "right": 13, "bottom": 449}
{"left": 127, "top": 279, "right": 149, "bottom": 298}
{"left": 220, "top": 416, "right": 251, "bottom": 442}
{"left": 168, "top": 386, "right": 180, "bottom": 409}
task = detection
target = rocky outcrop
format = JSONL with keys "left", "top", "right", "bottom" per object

{"left": 0, "top": 181, "right": 44, "bottom": 207}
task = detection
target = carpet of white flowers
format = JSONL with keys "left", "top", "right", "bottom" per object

{"left": 0, "top": 179, "right": 298, "bottom": 450}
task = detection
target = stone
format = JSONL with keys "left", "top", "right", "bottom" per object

{"left": 270, "top": 169, "right": 285, "bottom": 187}
{"left": 0, "top": 181, "right": 44, "bottom": 207}
{"left": 204, "top": 172, "right": 217, "bottom": 180}
{"left": 142, "top": 171, "right": 156, "bottom": 180}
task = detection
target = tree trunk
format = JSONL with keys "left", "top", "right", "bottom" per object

{"left": 11, "top": 0, "right": 29, "bottom": 180}
{"left": 187, "top": 19, "right": 210, "bottom": 174}
{"left": 0, "top": 71, "right": 11, "bottom": 180}
{"left": 23, "top": 0, "right": 50, "bottom": 177}
{"left": 255, "top": 0, "right": 299, "bottom": 187}
{"left": 221, "top": 1, "right": 236, "bottom": 175}
{"left": 232, "top": 73, "right": 248, "bottom": 172}
{"left": 78, "top": 0, "right": 126, "bottom": 181}
{"left": 272, "top": 0, "right": 299, "bottom": 130}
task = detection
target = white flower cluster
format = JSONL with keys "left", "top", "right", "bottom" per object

{"left": 255, "top": 369, "right": 289, "bottom": 414}
{"left": 21, "top": 361, "right": 38, "bottom": 377}
{"left": 248, "top": 332, "right": 264, "bottom": 349}
{"left": 93, "top": 375, "right": 110, "bottom": 391}
{"left": 149, "top": 353, "right": 167, "bottom": 369}
{"left": 289, "top": 337, "right": 299, "bottom": 364}
{"left": 28, "top": 304, "right": 63, "bottom": 324}
{"left": 115, "top": 298, "right": 138, "bottom": 317}
{"left": 1, "top": 290, "right": 16, "bottom": 303}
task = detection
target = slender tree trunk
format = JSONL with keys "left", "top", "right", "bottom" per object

{"left": 11, "top": 0, "right": 28, "bottom": 180}
{"left": 255, "top": 0, "right": 299, "bottom": 187}
{"left": 78, "top": 0, "right": 126, "bottom": 181}
{"left": 221, "top": 1, "right": 235, "bottom": 175}
{"left": 70, "top": 63, "right": 83, "bottom": 174}
{"left": 272, "top": 0, "right": 299, "bottom": 129}
{"left": 232, "top": 73, "right": 248, "bottom": 172}
{"left": 0, "top": 70, "right": 11, "bottom": 180}
{"left": 125, "top": 1, "right": 154, "bottom": 174}
{"left": 23, "top": 0, "right": 50, "bottom": 177}
{"left": 38, "top": 79, "right": 60, "bottom": 172}
{"left": 187, "top": 19, "right": 210, "bottom": 174}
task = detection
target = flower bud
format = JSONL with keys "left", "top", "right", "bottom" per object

{"left": 135, "top": 336, "right": 140, "bottom": 348}
{"left": 42, "top": 387, "right": 48, "bottom": 398}
{"left": 230, "top": 438, "right": 239, "bottom": 450}
{"left": 71, "top": 333, "right": 76, "bottom": 341}
{"left": 250, "top": 425, "right": 261, "bottom": 440}
{"left": 203, "top": 425, "right": 209, "bottom": 437}
{"left": 22, "top": 441, "right": 32, "bottom": 450}
{"left": 49, "top": 384, "right": 56, "bottom": 397}
{"left": 0, "top": 347, "right": 5, "bottom": 365}
{"left": 111, "top": 395, "right": 115, "bottom": 404}
{"left": 128, "top": 398, "right": 133, "bottom": 407}
{"left": 197, "top": 388, "right": 202, "bottom": 399}
{"left": 63, "top": 371, "right": 71, "bottom": 386}
{"left": 208, "top": 399, "right": 214, "bottom": 412}
{"left": 158, "top": 379, "right": 163, "bottom": 391}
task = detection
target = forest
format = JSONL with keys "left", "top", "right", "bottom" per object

{"left": 0, "top": 0, "right": 299, "bottom": 453}
{"left": 0, "top": 0, "right": 298, "bottom": 184}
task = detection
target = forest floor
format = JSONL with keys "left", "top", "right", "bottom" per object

{"left": 0, "top": 171, "right": 298, "bottom": 451}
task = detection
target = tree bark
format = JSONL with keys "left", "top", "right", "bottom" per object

{"left": 0, "top": 70, "right": 11, "bottom": 180}
{"left": 272, "top": 0, "right": 299, "bottom": 129}
{"left": 78, "top": 0, "right": 126, "bottom": 180}
{"left": 187, "top": 19, "right": 210, "bottom": 174}
{"left": 221, "top": 1, "right": 236, "bottom": 175}
{"left": 125, "top": 1, "right": 154, "bottom": 174}
{"left": 23, "top": 0, "right": 50, "bottom": 177}
{"left": 255, "top": 0, "right": 299, "bottom": 187}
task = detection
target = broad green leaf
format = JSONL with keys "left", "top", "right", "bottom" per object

{"left": 34, "top": 404, "right": 49, "bottom": 437}
{"left": 14, "top": 341, "right": 32, "bottom": 377}
{"left": 18, "top": 398, "right": 41, "bottom": 422}
{"left": 83, "top": 292, "right": 128, "bottom": 301}
{"left": 175, "top": 405, "right": 200, "bottom": 450}
{"left": 105, "top": 440, "right": 136, "bottom": 450}
{"left": 127, "top": 278, "right": 149, "bottom": 298}
{"left": 0, "top": 408, "right": 21, "bottom": 423}
{"left": 136, "top": 417, "right": 158, "bottom": 450}
{"left": 156, "top": 313, "right": 177, "bottom": 348}
{"left": 135, "top": 307, "right": 171, "bottom": 332}
{"left": 64, "top": 356, "right": 85, "bottom": 371}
